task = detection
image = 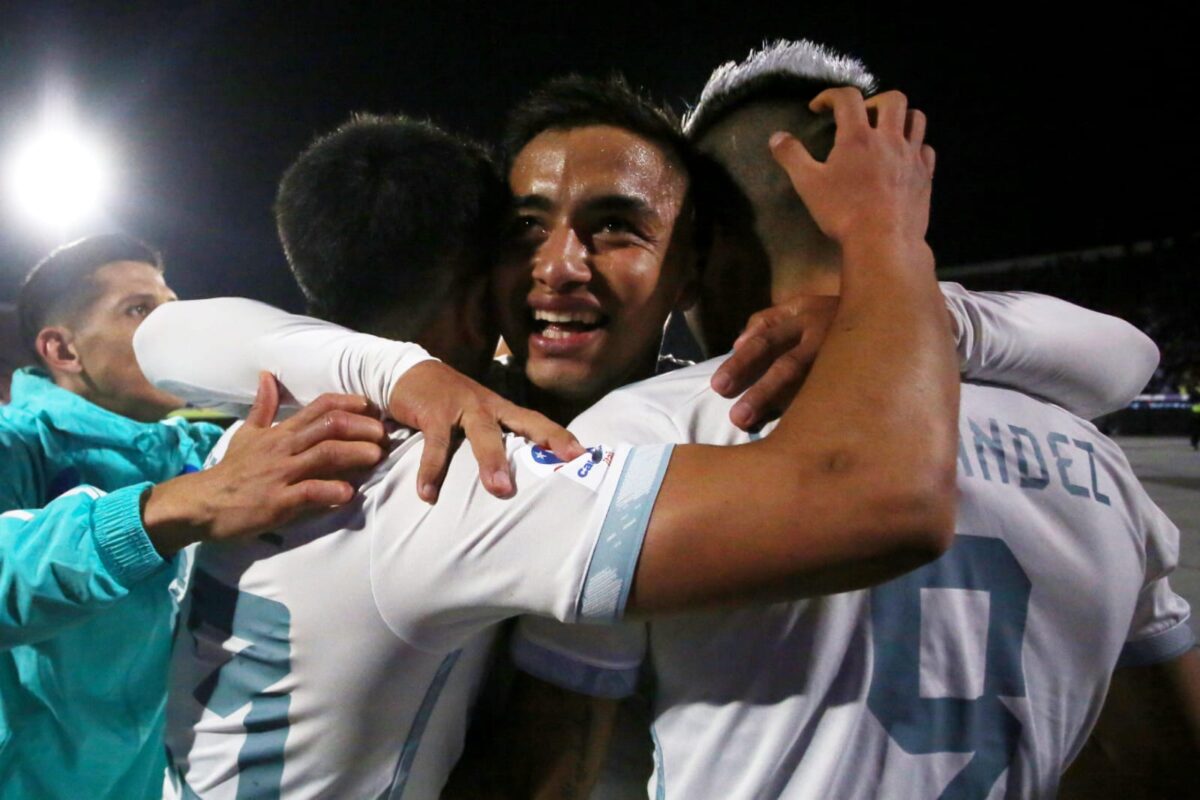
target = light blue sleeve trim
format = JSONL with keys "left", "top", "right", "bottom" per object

{"left": 576, "top": 444, "right": 675, "bottom": 623}
{"left": 511, "top": 634, "right": 640, "bottom": 699}
{"left": 383, "top": 649, "right": 462, "bottom": 799}
{"left": 92, "top": 482, "right": 165, "bottom": 586}
{"left": 1117, "top": 619, "right": 1197, "bottom": 668}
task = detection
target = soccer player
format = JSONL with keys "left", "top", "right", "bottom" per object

{"left": 140, "top": 80, "right": 1172, "bottom": 798}
{"left": 136, "top": 94, "right": 968, "bottom": 798}
{"left": 510, "top": 41, "right": 1199, "bottom": 798}
{"left": 0, "top": 235, "right": 392, "bottom": 799}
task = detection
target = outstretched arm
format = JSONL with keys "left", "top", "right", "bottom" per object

{"left": 135, "top": 300, "right": 582, "bottom": 501}
{"left": 631, "top": 88, "right": 959, "bottom": 613}
{"left": 942, "top": 283, "right": 1158, "bottom": 419}
{"left": 712, "top": 286, "right": 1158, "bottom": 431}
{"left": 134, "top": 297, "right": 432, "bottom": 415}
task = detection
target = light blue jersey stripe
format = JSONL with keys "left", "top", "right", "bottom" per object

{"left": 577, "top": 444, "right": 674, "bottom": 623}
{"left": 1117, "top": 620, "right": 1196, "bottom": 668}
{"left": 651, "top": 724, "right": 666, "bottom": 800}
{"left": 382, "top": 650, "right": 462, "bottom": 799}
{"left": 510, "top": 634, "right": 639, "bottom": 699}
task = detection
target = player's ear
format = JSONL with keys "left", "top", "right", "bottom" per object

{"left": 35, "top": 326, "right": 83, "bottom": 375}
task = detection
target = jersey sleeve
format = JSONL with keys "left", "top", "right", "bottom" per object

{"left": 0, "top": 483, "right": 168, "bottom": 649}
{"left": 510, "top": 615, "right": 647, "bottom": 699}
{"left": 133, "top": 297, "right": 435, "bottom": 416}
{"left": 1117, "top": 494, "right": 1195, "bottom": 668}
{"left": 500, "top": 388, "right": 683, "bottom": 695}
{"left": 370, "top": 439, "right": 674, "bottom": 654}
{"left": 567, "top": 385, "right": 684, "bottom": 445}
{"left": 941, "top": 282, "right": 1159, "bottom": 419}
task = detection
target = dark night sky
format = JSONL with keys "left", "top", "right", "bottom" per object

{"left": 0, "top": 3, "right": 1193, "bottom": 311}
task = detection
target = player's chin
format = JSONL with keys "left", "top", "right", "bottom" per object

{"left": 526, "top": 357, "right": 607, "bottom": 401}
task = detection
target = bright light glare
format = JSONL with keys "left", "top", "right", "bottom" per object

{"left": 5, "top": 126, "right": 110, "bottom": 233}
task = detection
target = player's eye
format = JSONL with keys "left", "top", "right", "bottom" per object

{"left": 591, "top": 215, "right": 650, "bottom": 248}
{"left": 506, "top": 214, "right": 545, "bottom": 242}
{"left": 126, "top": 303, "right": 151, "bottom": 318}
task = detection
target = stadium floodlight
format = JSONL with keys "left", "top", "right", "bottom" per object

{"left": 4, "top": 122, "right": 111, "bottom": 236}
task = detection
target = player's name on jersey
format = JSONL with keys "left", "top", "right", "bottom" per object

{"left": 958, "top": 416, "right": 1111, "bottom": 506}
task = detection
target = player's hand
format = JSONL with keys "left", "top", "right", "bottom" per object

{"left": 387, "top": 360, "right": 585, "bottom": 503}
{"left": 142, "top": 372, "right": 388, "bottom": 555}
{"left": 769, "top": 88, "right": 935, "bottom": 247}
{"left": 711, "top": 295, "right": 840, "bottom": 431}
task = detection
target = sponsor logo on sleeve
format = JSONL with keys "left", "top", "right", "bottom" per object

{"left": 519, "top": 444, "right": 616, "bottom": 490}
{"left": 563, "top": 446, "right": 616, "bottom": 493}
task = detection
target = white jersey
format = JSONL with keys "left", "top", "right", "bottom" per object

{"left": 165, "top": 426, "right": 673, "bottom": 800}
{"left": 514, "top": 357, "right": 1194, "bottom": 800}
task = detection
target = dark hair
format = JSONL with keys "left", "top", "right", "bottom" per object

{"left": 502, "top": 74, "right": 692, "bottom": 176}
{"left": 18, "top": 233, "right": 162, "bottom": 357}
{"left": 275, "top": 113, "right": 506, "bottom": 336}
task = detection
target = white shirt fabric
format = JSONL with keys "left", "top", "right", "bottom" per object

{"left": 515, "top": 358, "right": 1193, "bottom": 800}
{"left": 133, "top": 297, "right": 436, "bottom": 418}
{"left": 164, "top": 426, "right": 673, "bottom": 800}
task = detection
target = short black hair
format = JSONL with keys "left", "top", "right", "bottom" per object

{"left": 275, "top": 113, "right": 506, "bottom": 337}
{"left": 501, "top": 74, "right": 692, "bottom": 177}
{"left": 18, "top": 233, "right": 162, "bottom": 358}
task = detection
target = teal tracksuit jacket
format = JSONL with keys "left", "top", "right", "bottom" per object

{"left": 0, "top": 368, "right": 223, "bottom": 799}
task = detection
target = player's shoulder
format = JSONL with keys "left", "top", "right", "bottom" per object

{"left": 601, "top": 356, "right": 730, "bottom": 416}
{"left": 577, "top": 356, "right": 735, "bottom": 444}
{"left": 958, "top": 381, "right": 1152, "bottom": 514}
{"left": 962, "top": 381, "right": 1103, "bottom": 430}
{"left": 0, "top": 399, "right": 46, "bottom": 439}
{"left": 960, "top": 381, "right": 1118, "bottom": 449}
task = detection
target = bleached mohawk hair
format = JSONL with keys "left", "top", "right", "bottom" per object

{"left": 683, "top": 39, "right": 877, "bottom": 138}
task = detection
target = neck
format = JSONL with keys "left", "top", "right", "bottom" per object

{"left": 526, "top": 384, "right": 593, "bottom": 426}
{"left": 769, "top": 256, "right": 843, "bottom": 303}
{"left": 52, "top": 371, "right": 164, "bottom": 423}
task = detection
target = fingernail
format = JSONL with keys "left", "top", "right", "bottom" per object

{"left": 769, "top": 131, "right": 789, "bottom": 149}
{"left": 420, "top": 483, "right": 437, "bottom": 503}
{"left": 712, "top": 373, "right": 732, "bottom": 395}
{"left": 731, "top": 401, "right": 753, "bottom": 429}
{"left": 491, "top": 470, "right": 513, "bottom": 496}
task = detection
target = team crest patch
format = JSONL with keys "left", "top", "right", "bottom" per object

{"left": 522, "top": 444, "right": 569, "bottom": 477}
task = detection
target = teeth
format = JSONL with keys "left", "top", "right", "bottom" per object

{"left": 541, "top": 326, "right": 574, "bottom": 340}
{"left": 533, "top": 309, "right": 601, "bottom": 325}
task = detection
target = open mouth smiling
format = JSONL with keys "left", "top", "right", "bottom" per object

{"left": 530, "top": 308, "right": 609, "bottom": 340}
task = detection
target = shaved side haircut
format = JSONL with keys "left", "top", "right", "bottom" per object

{"left": 685, "top": 40, "right": 878, "bottom": 281}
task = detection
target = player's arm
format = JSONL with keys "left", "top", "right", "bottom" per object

{"left": 630, "top": 88, "right": 959, "bottom": 613}
{"left": 941, "top": 284, "right": 1158, "bottom": 419}
{"left": 0, "top": 376, "right": 384, "bottom": 649}
{"left": 1059, "top": 648, "right": 1200, "bottom": 799}
{"left": 134, "top": 299, "right": 582, "bottom": 501}
{"left": 713, "top": 286, "right": 1158, "bottom": 431}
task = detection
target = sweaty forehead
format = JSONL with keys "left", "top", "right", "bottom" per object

{"left": 510, "top": 125, "right": 687, "bottom": 211}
